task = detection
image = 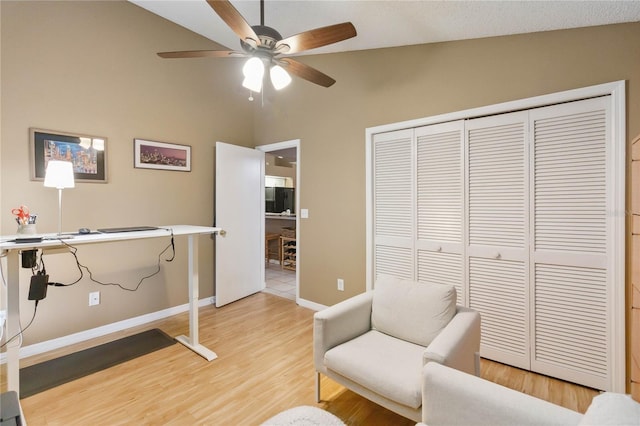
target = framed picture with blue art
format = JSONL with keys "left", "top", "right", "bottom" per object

{"left": 30, "top": 128, "right": 108, "bottom": 183}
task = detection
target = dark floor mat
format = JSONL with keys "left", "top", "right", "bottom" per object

{"left": 20, "top": 328, "right": 176, "bottom": 398}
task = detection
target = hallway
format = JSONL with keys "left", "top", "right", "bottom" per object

{"left": 264, "top": 262, "right": 295, "bottom": 300}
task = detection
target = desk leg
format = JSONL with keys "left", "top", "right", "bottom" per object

{"left": 175, "top": 234, "right": 217, "bottom": 361}
{"left": 5, "top": 250, "right": 21, "bottom": 394}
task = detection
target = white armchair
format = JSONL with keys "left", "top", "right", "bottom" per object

{"left": 313, "top": 276, "right": 481, "bottom": 422}
{"left": 420, "top": 362, "right": 640, "bottom": 426}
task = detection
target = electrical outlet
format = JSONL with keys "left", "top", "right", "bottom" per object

{"left": 89, "top": 291, "right": 100, "bottom": 306}
{"left": 337, "top": 278, "right": 344, "bottom": 291}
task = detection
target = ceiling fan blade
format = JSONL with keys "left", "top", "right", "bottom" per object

{"left": 280, "top": 58, "right": 336, "bottom": 88}
{"left": 207, "top": 0, "right": 260, "bottom": 47}
{"left": 157, "top": 50, "right": 242, "bottom": 59}
{"left": 276, "top": 22, "right": 356, "bottom": 54}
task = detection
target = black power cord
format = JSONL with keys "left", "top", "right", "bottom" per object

{"left": 0, "top": 252, "right": 44, "bottom": 349}
{"left": 0, "top": 301, "right": 39, "bottom": 349}
{"left": 48, "top": 228, "right": 175, "bottom": 292}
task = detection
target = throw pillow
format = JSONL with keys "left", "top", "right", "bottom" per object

{"left": 371, "top": 275, "right": 456, "bottom": 347}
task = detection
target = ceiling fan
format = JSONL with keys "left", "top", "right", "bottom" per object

{"left": 157, "top": 0, "right": 357, "bottom": 93}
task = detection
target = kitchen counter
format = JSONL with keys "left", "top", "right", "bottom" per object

{"left": 266, "top": 214, "right": 296, "bottom": 221}
{"left": 266, "top": 215, "right": 296, "bottom": 235}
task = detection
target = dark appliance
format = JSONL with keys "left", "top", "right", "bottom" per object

{"left": 266, "top": 187, "right": 295, "bottom": 213}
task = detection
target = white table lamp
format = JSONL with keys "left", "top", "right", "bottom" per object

{"left": 44, "top": 160, "right": 75, "bottom": 236}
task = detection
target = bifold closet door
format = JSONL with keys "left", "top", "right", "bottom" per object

{"left": 466, "top": 111, "right": 530, "bottom": 369}
{"left": 372, "top": 122, "right": 465, "bottom": 290}
{"left": 529, "top": 97, "right": 611, "bottom": 390}
{"left": 372, "top": 129, "right": 414, "bottom": 280}
{"left": 415, "top": 122, "right": 465, "bottom": 304}
{"left": 369, "top": 87, "right": 623, "bottom": 391}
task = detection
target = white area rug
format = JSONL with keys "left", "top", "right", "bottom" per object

{"left": 261, "top": 406, "right": 345, "bottom": 426}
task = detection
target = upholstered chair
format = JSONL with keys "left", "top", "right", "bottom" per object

{"left": 419, "top": 362, "right": 640, "bottom": 426}
{"left": 313, "top": 275, "right": 481, "bottom": 422}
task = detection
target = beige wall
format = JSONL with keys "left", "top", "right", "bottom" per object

{"left": 1, "top": 1, "right": 639, "bottom": 369}
{"left": 265, "top": 153, "right": 296, "bottom": 186}
{"left": 0, "top": 1, "right": 251, "bottom": 344}
{"left": 253, "top": 22, "right": 640, "bottom": 391}
{"left": 255, "top": 23, "right": 640, "bottom": 306}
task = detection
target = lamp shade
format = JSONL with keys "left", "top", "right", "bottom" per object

{"left": 44, "top": 160, "right": 75, "bottom": 189}
{"left": 242, "top": 57, "right": 264, "bottom": 93}
{"left": 270, "top": 65, "right": 292, "bottom": 90}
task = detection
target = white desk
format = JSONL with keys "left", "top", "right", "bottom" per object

{"left": 0, "top": 225, "right": 220, "bottom": 395}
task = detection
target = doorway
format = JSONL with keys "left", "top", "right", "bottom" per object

{"left": 256, "top": 140, "right": 300, "bottom": 302}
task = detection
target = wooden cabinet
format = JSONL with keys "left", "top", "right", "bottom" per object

{"left": 280, "top": 236, "right": 296, "bottom": 271}
{"left": 265, "top": 233, "right": 280, "bottom": 264}
{"left": 632, "top": 136, "right": 639, "bottom": 400}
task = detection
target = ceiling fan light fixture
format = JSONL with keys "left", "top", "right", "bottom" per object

{"left": 242, "top": 75, "right": 263, "bottom": 93}
{"left": 242, "top": 57, "right": 264, "bottom": 92}
{"left": 270, "top": 65, "right": 291, "bottom": 90}
{"left": 158, "top": 0, "right": 358, "bottom": 95}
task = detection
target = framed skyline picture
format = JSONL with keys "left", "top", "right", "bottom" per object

{"left": 134, "top": 139, "right": 191, "bottom": 172}
{"left": 30, "top": 128, "right": 108, "bottom": 183}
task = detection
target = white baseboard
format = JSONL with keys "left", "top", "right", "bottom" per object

{"left": 296, "top": 297, "right": 327, "bottom": 312}
{"left": 0, "top": 296, "right": 215, "bottom": 363}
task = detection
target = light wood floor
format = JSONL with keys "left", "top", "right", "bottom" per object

{"left": 9, "top": 292, "right": 598, "bottom": 425}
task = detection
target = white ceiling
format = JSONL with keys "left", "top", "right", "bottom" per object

{"left": 130, "top": 0, "right": 640, "bottom": 55}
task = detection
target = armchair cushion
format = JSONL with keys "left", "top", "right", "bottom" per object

{"left": 372, "top": 275, "right": 457, "bottom": 346}
{"left": 324, "top": 330, "right": 426, "bottom": 409}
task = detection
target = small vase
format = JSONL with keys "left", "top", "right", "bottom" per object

{"left": 17, "top": 224, "right": 37, "bottom": 235}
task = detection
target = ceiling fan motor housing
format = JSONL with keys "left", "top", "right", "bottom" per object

{"left": 241, "top": 25, "right": 283, "bottom": 52}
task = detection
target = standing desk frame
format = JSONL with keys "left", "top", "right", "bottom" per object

{"left": 0, "top": 224, "right": 220, "bottom": 395}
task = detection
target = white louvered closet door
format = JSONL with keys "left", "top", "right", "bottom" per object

{"left": 415, "top": 121, "right": 465, "bottom": 304}
{"left": 373, "top": 129, "right": 414, "bottom": 280}
{"left": 369, "top": 85, "right": 624, "bottom": 391}
{"left": 466, "top": 111, "right": 530, "bottom": 369}
{"left": 529, "top": 97, "right": 611, "bottom": 390}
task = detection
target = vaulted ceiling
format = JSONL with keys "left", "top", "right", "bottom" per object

{"left": 130, "top": 0, "right": 640, "bottom": 55}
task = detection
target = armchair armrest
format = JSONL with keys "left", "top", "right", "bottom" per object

{"left": 421, "top": 363, "right": 582, "bottom": 426}
{"left": 313, "top": 291, "right": 373, "bottom": 372}
{"left": 423, "top": 306, "right": 480, "bottom": 375}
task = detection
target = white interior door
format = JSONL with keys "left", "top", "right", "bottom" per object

{"left": 215, "top": 142, "right": 264, "bottom": 307}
